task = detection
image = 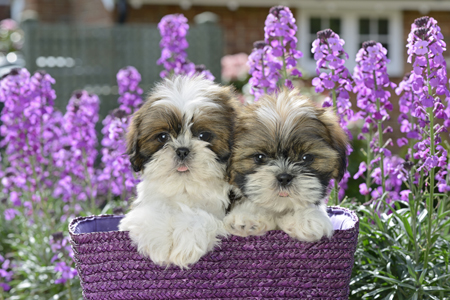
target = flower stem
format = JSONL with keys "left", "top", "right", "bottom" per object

{"left": 365, "top": 125, "right": 372, "bottom": 203}
{"left": 82, "top": 148, "right": 96, "bottom": 213}
{"left": 373, "top": 70, "right": 386, "bottom": 196}
{"left": 66, "top": 279, "right": 74, "bottom": 300}
{"left": 261, "top": 50, "right": 268, "bottom": 94}
{"left": 279, "top": 37, "right": 288, "bottom": 81}
{"left": 423, "top": 53, "right": 435, "bottom": 268}
{"left": 331, "top": 76, "right": 339, "bottom": 206}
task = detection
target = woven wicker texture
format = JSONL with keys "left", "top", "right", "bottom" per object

{"left": 69, "top": 207, "right": 358, "bottom": 300}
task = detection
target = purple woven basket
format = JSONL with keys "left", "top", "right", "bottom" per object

{"left": 69, "top": 206, "right": 359, "bottom": 300}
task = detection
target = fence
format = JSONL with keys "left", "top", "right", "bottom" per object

{"left": 21, "top": 20, "right": 224, "bottom": 119}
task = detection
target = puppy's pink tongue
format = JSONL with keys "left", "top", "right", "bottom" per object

{"left": 279, "top": 191, "right": 289, "bottom": 197}
{"left": 177, "top": 165, "right": 189, "bottom": 172}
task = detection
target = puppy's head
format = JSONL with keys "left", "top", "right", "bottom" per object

{"left": 127, "top": 75, "right": 237, "bottom": 187}
{"left": 229, "top": 89, "right": 347, "bottom": 212}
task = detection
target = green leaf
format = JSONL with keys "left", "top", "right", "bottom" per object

{"left": 418, "top": 268, "right": 427, "bottom": 285}
{"left": 418, "top": 209, "right": 428, "bottom": 223}
{"left": 362, "top": 286, "right": 394, "bottom": 298}
{"left": 411, "top": 292, "right": 418, "bottom": 300}
{"left": 428, "top": 273, "right": 450, "bottom": 284}
{"left": 422, "top": 286, "right": 450, "bottom": 291}
{"left": 369, "top": 273, "right": 417, "bottom": 290}
{"left": 383, "top": 290, "right": 396, "bottom": 300}
{"left": 405, "top": 256, "right": 417, "bottom": 281}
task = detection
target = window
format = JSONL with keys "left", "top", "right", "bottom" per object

{"left": 358, "top": 18, "right": 390, "bottom": 57}
{"left": 298, "top": 10, "right": 403, "bottom": 77}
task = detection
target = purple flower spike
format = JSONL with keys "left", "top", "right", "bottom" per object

{"left": 248, "top": 41, "right": 282, "bottom": 100}
{"left": 264, "top": 6, "right": 303, "bottom": 81}
{"left": 195, "top": 64, "right": 215, "bottom": 81}
{"left": 354, "top": 41, "right": 396, "bottom": 187}
{"left": 0, "top": 69, "right": 59, "bottom": 210}
{"left": 117, "top": 66, "right": 143, "bottom": 114}
{"left": 97, "top": 67, "right": 142, "bottom": 201}
{"left": 399, "top": 16, "right": 449, "bottom": 179}
{"left": 53, "top": 91, "right": 99, "bottom": 203}
{"left": 311, "top": 29, "right": 357, "bottom": 200}
{"left": 157, "top": 14, "right": 214, "bottom": 80}
{"left": 157, "top": 14, "right": 195, "bottom": 78}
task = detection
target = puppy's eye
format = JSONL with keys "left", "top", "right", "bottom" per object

{"left": 157, "top": 133, "right": 169, "bottom": 143}
{"left": 198, "top": 132, "right": 212, "bottom": 142}
{"left": 254, "top": 153, "right": 267, "bottom": 164}
{"left": 301, "top": 154, "right": 314, "bottom": 163}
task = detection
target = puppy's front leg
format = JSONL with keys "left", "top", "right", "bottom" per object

{"left": 168, "top": 203, "right": 226, "bottom": 268}
{"left": 224, "top": 199, "right": 276, "bottom": 237}
{"left": 276, "top": 204, "right": 333, "bottom": 242}
{"left": 119, "top": 201, "right": 173, "bottom": 266}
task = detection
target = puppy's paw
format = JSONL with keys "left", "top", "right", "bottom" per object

{"left": 119, "top": 211, "right": 173, "bottom": 266}
{"left": 129, "top": 230, "right": 173, "bottom": 266}
{"left": 224, "top": 209, "right": 275, "bottom": 237}
{"left": 276, "top": 207, "right": 333, "bottom": 242}
{"left": 168, "top": 207, "right": 225, "bottom": 268}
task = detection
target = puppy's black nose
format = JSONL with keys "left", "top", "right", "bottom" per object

{"left": 277, "top": 173, "right": 293, "bottom": 186}
{"left": 176, "top": 147, "right": 190, "bottom": 160}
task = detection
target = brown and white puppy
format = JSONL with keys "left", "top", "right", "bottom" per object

{"left": 119, "top": 75, "right": 238, "bottom": 268}
{"left": 224, "top": 89, "right": 347, "bottom": 242}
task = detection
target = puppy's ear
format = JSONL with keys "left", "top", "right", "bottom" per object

{"left": 126, "top": 113, "right": 146, "bottom": 172}
{"left": 318, "top": 109, "right": 348, "bottom": 182}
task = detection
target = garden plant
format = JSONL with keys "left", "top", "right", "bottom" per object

{"left": 0, "top": 7, "right": 449, "bottom": 300}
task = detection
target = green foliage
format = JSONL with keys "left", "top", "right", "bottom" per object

{"left": 346, "top": 196, "right": 450, "bottom": 300}
{"left": 0, "top": 196, "right": 124, "bottom": 300}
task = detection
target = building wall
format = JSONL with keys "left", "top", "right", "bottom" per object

{"left": 124, "top": 4, "right": 277, "bottom": 55}
{"left": 22, "top": 0, "right": 113, "bottom": 25}
{"left": 403, "top": 10, "right": 450, "bottom": 74}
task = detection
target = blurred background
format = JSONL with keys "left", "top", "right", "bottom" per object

{"left": 0, "top": 0, "right": 450, "bottom": 137}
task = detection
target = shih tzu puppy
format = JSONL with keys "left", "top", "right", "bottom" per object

{"left": 224, "top": 89, "right": 347, "bottom": 242}
{"left": 119, "top": 75, "right": 237, "bottom": 268}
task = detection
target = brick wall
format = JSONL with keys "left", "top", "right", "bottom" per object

{"left": 22, "top": 0, "right": 113, "bottom": 25}
{"left": 403, "top": 11, "right": 450, "bottom": 74}
{"left": 124, "top": 4, "right": 278, "bottom": 55}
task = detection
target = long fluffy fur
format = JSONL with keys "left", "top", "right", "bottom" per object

{"left": 224, "top": 89, "right": 348, "bottom": 241}
{"left": 119, "top": 75, "right": 238, "bottom": 268}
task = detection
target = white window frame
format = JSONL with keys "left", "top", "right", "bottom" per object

{"left": 297, "top": 10, "right": 403, "bottom": 77}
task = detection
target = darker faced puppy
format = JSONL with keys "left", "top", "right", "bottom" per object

{"left": 224, "top": 88, "right": 348, "bottom": 242}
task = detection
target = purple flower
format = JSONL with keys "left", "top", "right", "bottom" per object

{"left": 54, "top": 261, "right": 77, "bottom": 284}
{"left": 117, "top": 66, "right": 143, "bottom": 114}
{"left": 0, "top": 69, "right": 58, "bottom": 210}
{"left": 97, "top": 67, "right": 143, "bottom": 201}
{"left": 248, "top": 41, "right": 282, "bottom": 100}
{"left": 401, "top": 16, "right": 449, "bottom": 178}
{"left": 264, "top": 6, "right": 303, "bottom": 80}
{"left": 194, "top": 64, "right": 215, "bottom": 81}
{"left": 353, "top": 41, "right": 397, "bottom": 199}
{"left": 0, "top": 254, "right": 13, "bottom": 292}
{"left": 413, "top": 40, "right": 429, "bottom": 55}
{"left": 3, "top": 208, "right": 20, "bottom": 221}
{"left": 49, "top": 232, "right": 77, "bottom": 284}
{"left": 157, "top": 14, "right": 195, "bottom": 78}
{"left": 53, "top": 91, "right": 99, "bottom": 204}
{"left": 312, "top": 29, "right": 358, "bottom": 200}
{"left": 359, "top": 183, "right": 371, "bottom": 196}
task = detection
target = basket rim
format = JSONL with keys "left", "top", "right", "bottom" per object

{"left": 69, "top": 206, "right": 359, "bottom": 239}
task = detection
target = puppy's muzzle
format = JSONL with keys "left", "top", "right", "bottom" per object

{"left": 277, "top": 173, "right": 293, "bottom": 187}
{"left": 176, "top": 147, "right": 190, "bottom": 160}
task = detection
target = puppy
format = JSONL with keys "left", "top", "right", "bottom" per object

{"left": 224, "top": 89, "right": 347, "bottom": 242}
{"left": 119, "top": 75, "right": 237, "bottom": 268}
